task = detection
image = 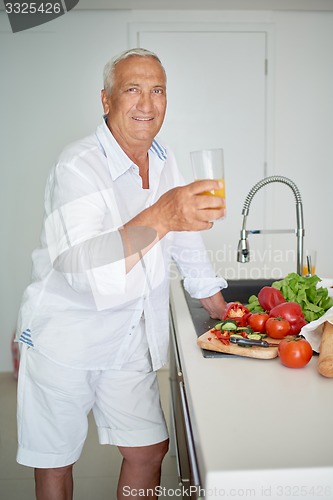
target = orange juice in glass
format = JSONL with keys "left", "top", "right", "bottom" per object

{"left": 199, "top": 178, "right": 226, "bottom": 200}
{"left": 190, "top": 148, "right": 226, "bottom": 217}
{"left": 302, "top": 249, "right": 317, "bottom": 276}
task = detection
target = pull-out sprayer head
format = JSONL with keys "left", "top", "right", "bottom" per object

{"left": 237, "top": 230, "right": 250, "bottom": 263}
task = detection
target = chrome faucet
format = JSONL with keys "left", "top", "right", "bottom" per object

{"left": 237, "top": 175, "right": 305, "bottom": 275}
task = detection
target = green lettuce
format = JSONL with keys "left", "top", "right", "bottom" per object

{"left": 246, "top": 294, "right": 264, "bottom": 313}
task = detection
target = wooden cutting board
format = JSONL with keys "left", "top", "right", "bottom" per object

{"left": 197, "top": 329, "right": 288, "bottom": 359}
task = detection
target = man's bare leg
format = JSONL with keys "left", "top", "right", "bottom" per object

{"left": 35, "top": 464, "right": 74, "bottom": 500}
{"left": 117, "top": 439, "right": 169, "bottom": 499}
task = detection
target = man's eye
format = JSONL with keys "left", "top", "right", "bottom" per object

{"left": 152, "top": 88, "right": 164, "bottom": 94}
{"left": 126, "top": 87, "right": 139, "bottom": 93}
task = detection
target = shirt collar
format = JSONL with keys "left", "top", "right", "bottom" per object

{"left": 95, "top": 117, "right": 168, "bottom": 181}
{"left": 96, "top": 118, "right": 132, "bottom": 181}
{"left": 150, "top": 138, "right": 167, "bottom": 161}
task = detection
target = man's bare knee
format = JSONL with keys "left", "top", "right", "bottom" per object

{"left": 35, "top": 463, "right": 74, "bottom": 480}
{"left": 119, "top": 439, "right": 169, "bottom": 468}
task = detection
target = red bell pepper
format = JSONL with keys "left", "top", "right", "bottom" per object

{"left": 269, "top": 302, "right": 307, "bottom": 335}
{"left": 258, "top": 286, "right": 286, "bottom": 311}
{"left": 223, "top": 302, "right": 250, "bottom": 327}
{"left": 211, "top": 329, "right": 231, "bottom": 345}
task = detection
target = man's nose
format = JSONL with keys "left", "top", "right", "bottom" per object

{"left": 136, "top": 91, "right": 153, "bottom": 112}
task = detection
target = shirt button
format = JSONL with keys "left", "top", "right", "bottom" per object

{"left": 129, "top": 325, "right": 135, "bottom": 336}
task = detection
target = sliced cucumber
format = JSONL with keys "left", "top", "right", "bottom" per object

{"left": 222, "top": 321, "right": 238, "bottom": 331}
{"left": 230, "top": 333, "right": 245, "bottom": 339}
{"left": 236, "top": 326, "right": 253, "bottom": 334}
{"left": 215, "top": 320, "right": 238, "bottom": 331}
{"left": 247, "top": 333, "right": 263, "bottom": 340}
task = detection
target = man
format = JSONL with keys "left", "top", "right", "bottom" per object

{"left": 16, "top": 48, "right": 227, "bottom": 499}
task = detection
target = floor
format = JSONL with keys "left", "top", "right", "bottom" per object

{"left": 0, "top": 369, "right": 179, "bottom": 499}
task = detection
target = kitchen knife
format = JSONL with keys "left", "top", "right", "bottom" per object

{"left": 230, "top": 337, "right": 280, "bottom": 348}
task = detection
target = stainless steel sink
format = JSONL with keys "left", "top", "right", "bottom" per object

{"left": 221, "top": 278, "right": 274, "bottom": 304}
{"left": 182, "top": 278, "right": 274, "bottom": 358}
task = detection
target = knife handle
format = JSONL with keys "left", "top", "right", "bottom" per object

{"left": 230, "top": 337, "right": 270, "bottom": 348}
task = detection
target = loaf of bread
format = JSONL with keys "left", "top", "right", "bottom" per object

{"left": 317, "top": 322, "right": 333, "bottom": 378}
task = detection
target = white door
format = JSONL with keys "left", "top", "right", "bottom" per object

{"left": 130, "top": 25, "right": 272, "bottom": 279}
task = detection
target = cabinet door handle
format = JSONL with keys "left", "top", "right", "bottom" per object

{"left": 169, "top": 386, "right": 189, "bottom": 485}
{"left": 170, "top": 311, "right": 183, "bottom": 380}
{"left": 179, "top": 380, "right": 201, "bottom": 487}
{"left": 170, "top": 310, "right": 201, "bottom": 491}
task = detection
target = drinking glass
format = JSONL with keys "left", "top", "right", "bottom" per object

{"left": 190, "top": 148, "right": 226, "bottom": 216}
{"left": 302, "top": 249, "right": 317, "bottom": 276}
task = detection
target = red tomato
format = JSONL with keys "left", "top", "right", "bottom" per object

{"left": 278, "top": 337, "right": 313, "bottom": 368}
{"left": 248, "top": 313, "right": 269, "bottom": 333}
{"left": 265, "top": 317, "right": 290, "bottom": 339}
{"left": 269, "top": 302, "right": 307, "bottom": 335}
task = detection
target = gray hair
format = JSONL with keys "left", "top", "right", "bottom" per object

{"left": 103, "top": 48, "right": 166, "bottom": 94}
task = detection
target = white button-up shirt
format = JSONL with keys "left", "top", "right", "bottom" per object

{"left": 17, "top": 119, "right": 227, "bottom": 371}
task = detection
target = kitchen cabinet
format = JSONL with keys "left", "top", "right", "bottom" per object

{"left": 169, "top": 276, "right": 333, "bottom": 500}
{"left": 169, "top": 311, "right": 202, "bottom": 499}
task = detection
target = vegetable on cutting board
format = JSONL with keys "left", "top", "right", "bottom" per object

{"left": 197, "top": 320, "right": 281, "bottom": 359}
{"left": 222, "top": 302, "right": 250, "bottom": 326}
{"left": 214, "top": 320, "right": 237, "bottom": 331}
{"left": 247, "top": 312, "right": 269, "bottom": 333}
{"left": 265, "top": 317, "right": 291, "bottom": 339}
{"left": 208, "top": 319, "right": 271, "bottom": 348}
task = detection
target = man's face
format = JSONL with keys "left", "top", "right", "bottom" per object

{"left": 102, "top": 56, "right": 167, "bottom": 149}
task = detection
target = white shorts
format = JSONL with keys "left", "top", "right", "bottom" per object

{"left": 16, "top": 344, "right": 168, "bottom": 469}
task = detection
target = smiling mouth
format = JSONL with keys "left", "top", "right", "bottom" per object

{"left": 132, "top": 117, "right": 154, "bottom": 122}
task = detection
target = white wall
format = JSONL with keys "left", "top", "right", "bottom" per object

{"left": 273, "top": 11, "right": 333, "bottom": 271}
{"left": 0, "top": 10, "right": 130, "bottom": 372}
{"left": 1, "top": 8, "right": 332, "bottom": 371}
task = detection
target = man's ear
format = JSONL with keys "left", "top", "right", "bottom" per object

{"left": 101, "top": 89, "right": 110, "bottom": 115}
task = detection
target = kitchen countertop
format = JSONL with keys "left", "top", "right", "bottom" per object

{"left": 170, "top": 276, "right": 333, "bottom": 499}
